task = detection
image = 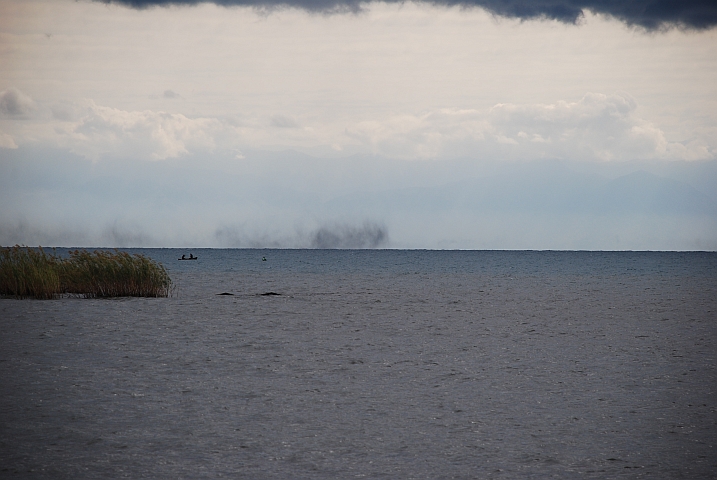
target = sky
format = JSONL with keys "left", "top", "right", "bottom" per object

{"left": 1, "top": 0, "right": 716, "bottom": 249}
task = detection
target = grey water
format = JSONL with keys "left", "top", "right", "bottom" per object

{"left": 1, "top": 250, "right": 716, "bottom": 478}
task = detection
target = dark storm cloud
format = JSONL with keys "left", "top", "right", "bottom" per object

{"left": 95, "top": 0, "right": 717, "bottom": 29}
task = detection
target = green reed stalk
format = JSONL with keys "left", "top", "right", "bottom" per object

{"left": 0, "top": 246, "right": 61, "bottom": 299}
{"left": 0, "top": 246, "right": 172, "bottom": 299}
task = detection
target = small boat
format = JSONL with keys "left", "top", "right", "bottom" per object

{"left": 178, "top": 255, "right": 198, "bottom": 260}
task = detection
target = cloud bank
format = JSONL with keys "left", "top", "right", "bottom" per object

{"left": 9, "top": 93, "right": 711, "bottom": 163}
{"left": 347, "top": 93, "right": 712, "bottom": 161}
{"left": 96, "top": 0, "right": 717, "bottom": 30}
{"left": 58, "top": 102, "right": 229, "bottom": 160}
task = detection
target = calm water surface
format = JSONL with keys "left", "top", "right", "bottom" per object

{"left": 1, "top": 250, "right": 716, "bottom": 478}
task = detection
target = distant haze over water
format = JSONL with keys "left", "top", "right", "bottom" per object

{"left": 1, "top": 149, "right": 716, "bottom": 250}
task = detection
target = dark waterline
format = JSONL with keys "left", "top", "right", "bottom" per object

{"left": 1, "top": 250, "right": 716, "bottom": 478}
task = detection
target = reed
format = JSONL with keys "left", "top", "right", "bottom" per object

{"left": 0, "top": 246, "right": 61, "bottom": 299}
{"left": 0, "top": 246, "right": 172, "bottom": 299}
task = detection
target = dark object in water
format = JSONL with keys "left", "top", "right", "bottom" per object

{"left": 259, "top": 292, "right": 280, "bottom": 296}
{"left": 262, "top": 257, "right": 267, "bottom": 261}
{"left": 178, "top": 256, "right": 198, "bottom": 261}
{"left": 217, "top": 292, "right": 234, "bottom": 296}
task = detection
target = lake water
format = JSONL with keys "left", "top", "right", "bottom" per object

{"left": 1, "top": 250, "right": 716, "bottom": 478}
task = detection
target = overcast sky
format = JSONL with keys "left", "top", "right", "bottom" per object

{"left": 1, "top": 0, "right": 716, "bottom": 249}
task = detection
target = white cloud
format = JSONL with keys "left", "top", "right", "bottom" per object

{"left": 346, "top": 94, "right": 714, "bottom": 161}
{"left": 4, "top": 93, "right": 713, "bottom": 163}
{"left": 61, "top": 102, "right": 230, "bottom": 160}
{"left": 2, "top": 1, "right": 716, "bottom": 163}
{"left": 44, "top": 102, "right": 330, "bottom": 161}
{"left": 0, "top": 132, "right": 18, "bottom": 149}
{"left": 270, "top": 114, "right": 300, "bottom": 129}
{"left": 0, "top": 88, "right": 35, "bottom": 116}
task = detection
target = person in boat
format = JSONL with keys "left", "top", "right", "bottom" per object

{"left": 181, "top": 254, "right": 186, "bottom": 260}
{"left": 189, "top": 253, "right": 194, "bottom": 259}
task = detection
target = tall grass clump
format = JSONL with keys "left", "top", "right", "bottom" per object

{"left": 0, "top": 246, "right": 61, "bottom": 299}
{"left": 0, "top": 246, "right": 172, "bottom": 299}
